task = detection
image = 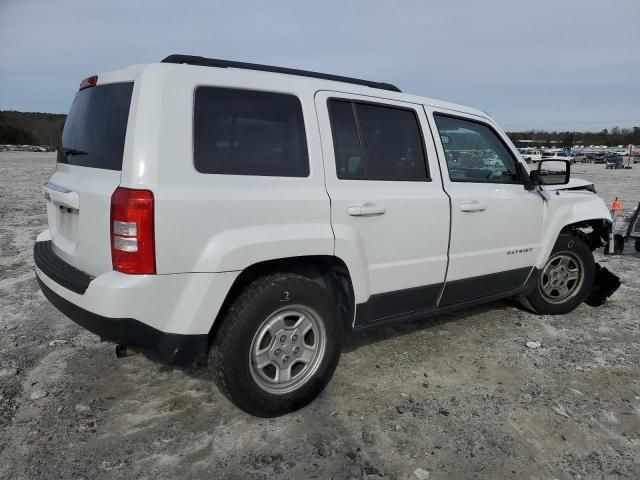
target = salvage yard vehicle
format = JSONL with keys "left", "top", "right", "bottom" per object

{"left": 542, "top": 150, "right": 575, "bottom": 164}
{"left": 34, "top": 55, "right": 620, "bottom": 416}
{"left": 611, "top": 203, "right": 640, "bottom": 253}
{"left": 517, "top": 148, "right": 542, "bottom": 163}
{"left": 605, "top": 154, "right": 624, "bottom": 169}
{"left": 572, "top": 152, "right": 587, "bottom": 163}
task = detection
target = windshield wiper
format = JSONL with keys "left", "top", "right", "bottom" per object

{"left": 61, "top": 147, "right": 88, "bottom": 156}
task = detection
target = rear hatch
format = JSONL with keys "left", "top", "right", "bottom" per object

{"left": 44, "top": 80, "right": 134, "bottom": 277}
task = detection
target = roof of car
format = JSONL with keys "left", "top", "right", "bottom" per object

{"left": 98, "top": 55, "right": 490, "bottom": 121}
{"left": 160, "top": 54, "right": 489, "bottom": 119}
{"left": 162, "top": 54, "right": 403, "bottom": 93}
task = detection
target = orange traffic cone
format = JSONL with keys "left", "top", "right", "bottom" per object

{"left": 611, "top": 197, "right": 622, "bottom": 214}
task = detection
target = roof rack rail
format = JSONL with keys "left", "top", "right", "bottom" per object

{"left": 161, "top": 54, "right": 401, "bottom": 93}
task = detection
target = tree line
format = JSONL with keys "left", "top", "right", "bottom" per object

{"left": 1, "top": 110, "right": 639, "bottom": 148}
{"left": 0, "top": 111, "right": 65, "bottom": 146}
{"left": 505, "top": 127, "right": 640, "bottom": 148}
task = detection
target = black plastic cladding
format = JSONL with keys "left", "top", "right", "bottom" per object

{"left": 161, "top": 54, "right": 401, "bottom": 93}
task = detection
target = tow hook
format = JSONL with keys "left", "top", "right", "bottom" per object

{"left": 115, "top": 345, "right": 139, "bottom": 358}
{"left": 585, "top": 263, "right": 621, "bottom": 307}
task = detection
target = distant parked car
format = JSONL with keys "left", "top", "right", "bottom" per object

{"left": 517, "top": 148, "right": 542, "bottom": 163}
{"left": 593, "top": 153, "right": 608, "bottom": 164}
{"left": 542, "top": 151, "right": 575, "bottom": 164}
{"left": 611, "top": 205, "right": 640, "bottom": 252}
{"left": 605, "top": 154, "right": 624, "bottom": 169}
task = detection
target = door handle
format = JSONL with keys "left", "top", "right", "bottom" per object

{"left": 459, "top": 201, "right": 487, "bottom": 213}
{"left": 347, "top": 203, "right": 386, "bottom": 216}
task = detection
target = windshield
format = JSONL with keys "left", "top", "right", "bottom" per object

{"left": 57, "top": 82, "right": 134, "bottom": 170}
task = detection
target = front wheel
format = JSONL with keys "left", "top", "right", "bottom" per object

{"left": 209, "top": 274, "right": 342, "bottom": 417}
{"left": 522, "top": 234, "right": 595, "bottom": 315}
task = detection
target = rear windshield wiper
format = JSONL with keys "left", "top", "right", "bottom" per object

{"left": 61, "top": 147, "right": 88, "bottom": 156}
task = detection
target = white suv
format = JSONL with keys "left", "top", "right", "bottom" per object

{"left": 35, "top": 55, "right": 619, "bottom": 416}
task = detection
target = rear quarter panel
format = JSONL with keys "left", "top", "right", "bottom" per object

{"left": 122, "top": 64, "right": 333, "bottom": 274}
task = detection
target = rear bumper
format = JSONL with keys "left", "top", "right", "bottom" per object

{"left": 34, "top": 240, "right": 92, "bottom": 294}
{"left": 34, "top": 238, "right": 239, "bottom": 365}
{"left": 37, "top": 276, "right": 207, "bottom": 365}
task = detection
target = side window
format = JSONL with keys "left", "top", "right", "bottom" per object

{"left": 328, "top": 100, "right": 365, "bottom": 178}
{"left": 194, "top": 87, "right": 309, "bottom": 177}
{"left": 328, "top": 99, "right": 428, "bottom": 181}
{"left": 433, "top": 114, "right": 521, "bottom": 184}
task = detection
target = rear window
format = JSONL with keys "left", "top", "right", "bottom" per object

{"left": 57, "top": 82, "right": 134, "bottom": 170}
{"left": 193, "top": 87, "right": 309, "bottom": 177}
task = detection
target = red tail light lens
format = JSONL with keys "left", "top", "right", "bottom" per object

{"left": 110, "top": 187, "right": 156, "bottom": 274}
{"left": 79, "top": 75, "right": 98, "bottom": 90}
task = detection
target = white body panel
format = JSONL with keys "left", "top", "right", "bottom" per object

{"left": 43, "top": 67, "right": 142, "bottom": 277}
{"left": 534, "top": 188, "right": 611, "bottom": 269}
{"left": 425, "top": 107, "right": 544, "bottom": 282}
{"left": 121, "top": 64, "right": 334, "bottom": 274}
{"left": 315, "top": 91, "right": 449, "bottom": 303}
{"left": 44, "top": 166, "right": 121, "bottom": 276}
{"left": 36, "top": 60, "right": 612, "bottom": 339}
{"left": 543, "top": 177, "right": 592, "bottom": 191}
{"left": 36, "top": 231, "right": 237, "bottom": 334}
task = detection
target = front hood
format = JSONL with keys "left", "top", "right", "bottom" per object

{"left": 542, "top": 177, "right": 593, "bottom": 192}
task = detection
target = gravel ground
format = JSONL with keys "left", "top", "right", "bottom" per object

{"left": 0, "top": 151, "right": 639, "bottom": 480}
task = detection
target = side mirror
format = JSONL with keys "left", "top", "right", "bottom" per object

{"left": 517, "top": 162, "right": 537, "bottom": 191}
{"left": 537, "top": 159, "right": 570, "bottom": 185}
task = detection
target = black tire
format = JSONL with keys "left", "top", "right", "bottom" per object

{"left": 523, "top": 234, "right": 595, "bottom": 315}
{"left": 209, "top": 273, "right": 342, "bottom": 417}
{"left": 635, "top": 238, "right": 640, "bottom": 253}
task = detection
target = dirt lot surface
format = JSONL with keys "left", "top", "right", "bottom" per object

{"left": 1, "top": 152, "right": 639, "bottom": 480}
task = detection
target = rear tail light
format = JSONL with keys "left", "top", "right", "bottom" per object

{"left": 79, "top": 75, "right": 98, "bottom": 90}
{"left": 110, "top": 187, "right": 156, "bottom": 274}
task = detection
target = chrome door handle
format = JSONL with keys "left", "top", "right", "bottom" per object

{"left": 347, "top": 203, "right": 386, "bottom": 216}
{"left": 459, "top": 201, "right": 487, "bottom": 213}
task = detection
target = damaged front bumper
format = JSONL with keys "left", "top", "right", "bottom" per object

{"left": 568, "top": 220, "right": 622, "bottom": 307}
{"left": 585, "top": 263, "right": 621, "bottom": 307}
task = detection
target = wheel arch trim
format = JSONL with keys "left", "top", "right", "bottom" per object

{"left": 208, "top": 255, "right": 357, "bottom": 339}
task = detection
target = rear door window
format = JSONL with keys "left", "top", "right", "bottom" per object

{"left": 57, "top": 82, "right": 134, "bottom": 170}
{"left": 194, "top": 87, "right": 309, "bottom": 177}
{"left": 328, "top": 100, "right": 365, "bottom": 178}
{"left": 328, "top": 99, "right": 428, "bottom": 181}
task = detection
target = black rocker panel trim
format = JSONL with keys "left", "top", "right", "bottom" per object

{"left": 354, "top": 283, "right": 442, "bottom": 326}
{"left": 354, "top": 267, "right": 537, "bottom": 328}
{"left": 34, "top": 240, "right": 92, "bottom": 294}
{"left": 438, "top": 266, "right": 533, "bottom": 307}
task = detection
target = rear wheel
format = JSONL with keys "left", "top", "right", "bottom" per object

{"left": 523, "top": 234, "right": 595, "bottom": 315}
{"left": 209, "top": 273, "right": 342, "bottom": 417}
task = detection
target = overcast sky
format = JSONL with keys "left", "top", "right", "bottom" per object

{"left": 1, "top": 0, "right": 638, "bottom": 131}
